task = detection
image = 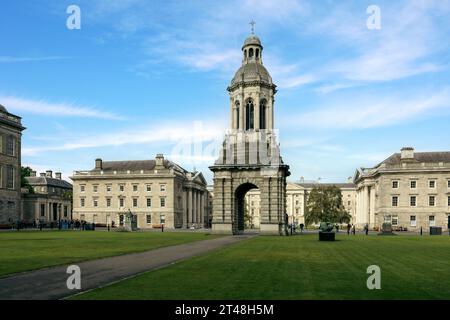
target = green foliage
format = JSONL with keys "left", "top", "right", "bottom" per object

{"left": 21, "top": 166, "right": 34, "bottom": 193}
{"left": 62, "top": 190, "right": 73, "bottom": 202}
{"left": 305, "top": 185, "right": 351, "bottom": 226}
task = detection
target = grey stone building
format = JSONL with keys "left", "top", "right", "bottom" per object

{"left": 22, "top": 170, "right": 73, "bottom": 223}
{"left": 210, "top": 33, "right": 290, "bottom": 235}
{"left": 71, "top": 154, "right": 208, "bottom": 229}
{"left": 354, "top": 147, "right": 450, "bottom": 231}
{"left": 0, "top": 104, "right": 25, "bottom": 225}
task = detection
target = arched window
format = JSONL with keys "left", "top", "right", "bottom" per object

{"left": 256, "top": 48, "right": 260, "bottom": 59}
{"left": 245, "top": 99, "right": 254, "bottom": 130}
{"left": 249, "top": 48, "right": 254, "bottom": 58}
{"left": 259, "top": 99, "right": 266, "bottom": 129}
{"left": 235, "top": 101, "right": 240, "bottom": 129}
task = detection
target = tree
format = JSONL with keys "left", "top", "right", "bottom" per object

{"left": 21, "top": 166, "right": 34, "bottom": 193}
{"left": 304, "top": 185, "right": 350, "bottom": 226}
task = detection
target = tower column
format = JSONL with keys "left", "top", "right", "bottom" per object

{"left": 230, "top": 97, "right": 234, "bottom": 129}
{"left": 239, "top": 92, "right": 245, "bottom": 130}
{"left": 188, "top": 188, "right": 193, "bottom": 225}
{"left": 255, "top": 93, "right": 260, "bottom": 130}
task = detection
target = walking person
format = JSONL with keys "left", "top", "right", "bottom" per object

{"left": 364, "top": 223, "right": 369, "bottom": 235}
{"left": 300, "top": 223, "right": 304, "bottom": 233}
{"left": 347, "top": 223, "right": 351, "bottom": 235}
{"left": 352, "top": 224, "right": 356, "bottom": 235}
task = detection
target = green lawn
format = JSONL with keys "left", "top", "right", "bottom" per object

{"left": 74, "top": 234, "right": 450, "bottom": 300}
{"left": 0, "top": 231, "right": 216, "bottom": 277}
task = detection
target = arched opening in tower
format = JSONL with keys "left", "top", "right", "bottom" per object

{"left": 234, "top": 182, "right": 259, "bottom": 234}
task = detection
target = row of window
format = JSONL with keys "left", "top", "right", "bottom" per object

{"left": 391, "top": 195, "right": 450, "bottom": 207}
{"left": 80, "top": 183, "right": 166, "bottom": 193}
{"left": 145, "top": 214, "right": 165, "bottom": 225}
{"left": 392, "top": 179, "right": 450, "bottom": 189}
{"left": 80, "top": 197, "right": 166, "bottom": 208}
{"left": 385, "top": 215, "right": 438, "bottom": 227}
{"left": 78, "top": 213, "right": 167, "bottom": 225}
{"left": 234, "top": 99, "right": 267, "bottom": 130}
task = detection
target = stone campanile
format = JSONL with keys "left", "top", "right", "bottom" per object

{"left": 210, "top": 32, "right": 290, "bottom": 235}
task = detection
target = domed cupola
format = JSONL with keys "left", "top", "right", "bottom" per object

{"left": 227, "top": 25, "right": 277, "bottom": 132}
{"left": 230, "top": 33, "right": 274, "bottom": 88}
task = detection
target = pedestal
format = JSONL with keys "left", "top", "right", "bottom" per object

{"left": 319, "top": 231, "right": 335, "bottom": 241}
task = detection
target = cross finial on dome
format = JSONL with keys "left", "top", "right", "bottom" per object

{"left": 249, "top": 20, "right": 256, "bottom": 34}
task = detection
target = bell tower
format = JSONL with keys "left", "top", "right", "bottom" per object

{"left": 210, "top": 28, "right": 290, "bottom": 235}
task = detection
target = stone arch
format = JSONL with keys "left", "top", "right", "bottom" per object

{"left": 233, "top": 181, "right": 259, "bottom": 234}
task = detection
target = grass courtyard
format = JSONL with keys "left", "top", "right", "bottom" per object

{"left": 73, "top": 233, "right": 450, "bottom": 300}
{"left": 0, "top": 230, "right": 216, "bottom": 277}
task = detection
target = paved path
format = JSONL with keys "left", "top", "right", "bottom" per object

{"left": 0, "top": 235, "right": 253, "bottom": 300}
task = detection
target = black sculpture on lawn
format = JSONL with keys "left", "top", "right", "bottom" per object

{"left": 319, "top": 222, "right": 335, "bottom": 241}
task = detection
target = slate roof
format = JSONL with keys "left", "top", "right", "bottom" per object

{"left": 377, "top": 152, "right": 450, "bottom": 167}
{"left": 93, "top": 160, "right": 187, "bottom": 173}
{"left": 26, "top": 176, "right": 72, "bottom": 189}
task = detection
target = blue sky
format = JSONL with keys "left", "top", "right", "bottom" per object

{"left": 1, "top": 0, "right": 450, "bottom": 184}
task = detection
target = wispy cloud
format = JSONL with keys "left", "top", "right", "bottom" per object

{"left": 0, "top": 96, "right": 124, "bottom": 120}
{"left": 0, "top": 56, "right": 68, "bottom": 63}
{"left": 22, "top": 120, "right": 226, "bottom": 156}
{"left": 303, "top": 0, "right": 450, "bottom": 88}
{"left": 285, "top": 87, "right": 450, "bottom": 129}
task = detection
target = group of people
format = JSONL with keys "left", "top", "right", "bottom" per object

{"left": 345, "top": 223, "right": 370, "bottom": 235}
{"left": 34, "top": 219, "right": 93, "bottom": 231}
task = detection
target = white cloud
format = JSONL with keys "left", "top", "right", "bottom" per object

{"left": 307, "top": 0, "right": 450, "bottom": 86}
{"left": 22, "top": 120, "right": 226, "bottom": 156}
{"left": 289, "top": 87, "right": 450, "bottom": 129}
{"left": 0, "top": 96, "right": 123, "bottom": 120}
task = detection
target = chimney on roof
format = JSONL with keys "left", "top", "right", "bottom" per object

{"left": 30, "top": 170, "right": 36, "bottom": 177}
{"left": 401, "top": 147, "right": 415, "bottom": 160}
{"left": 55, "top": 172, "right": 62, "bottom": 180}
{"left": 95, "top": 158, "right": 103, "bottom": 170}
{"left": 155, "top": 154, "right": 164, "bottom": 166}
{"left": 348, "top": 176, "right": 353, "bottom": 183}
{"left": 40, "top": 173, "right": 46, "bottom": 177}
{"left": 46, "top": 170, "right": 53, "bottom": 178}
